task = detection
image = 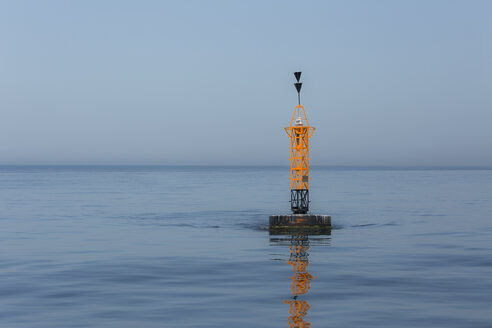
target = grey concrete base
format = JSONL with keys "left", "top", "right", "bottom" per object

{"left": 269, "top": 214, "right": 331, "bottom": 228}
{"left": 269, "top": 214, "right": 331, "bottom": 235}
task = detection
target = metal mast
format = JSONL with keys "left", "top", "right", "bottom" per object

{"left": 285, "top": 72, "right": 315, "bottom": 214}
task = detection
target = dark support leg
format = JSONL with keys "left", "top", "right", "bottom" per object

{"left": 290, "top": 189, "right": 309, "bottom": 214}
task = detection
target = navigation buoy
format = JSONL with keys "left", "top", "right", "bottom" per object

{"left": 269, "top": 72, "right": 331, "bottom": 231}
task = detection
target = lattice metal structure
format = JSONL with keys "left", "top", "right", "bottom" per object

{"left": 285, "top": 72, "right": 315, "bottom": 214}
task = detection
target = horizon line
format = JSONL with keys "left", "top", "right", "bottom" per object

{"left": 1, "top": 164, "right": 491, "bottom": 170}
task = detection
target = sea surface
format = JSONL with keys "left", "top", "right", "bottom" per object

{"left": 0, "top": 166, "right": 491, "bottom": 327}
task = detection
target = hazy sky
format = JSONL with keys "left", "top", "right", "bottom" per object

{"left": 1, "top": 0, "right": 491, "bottom": 166}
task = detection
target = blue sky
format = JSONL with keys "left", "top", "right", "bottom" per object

{"left": 1, "top": 0, "right": 491, "bottom": 166}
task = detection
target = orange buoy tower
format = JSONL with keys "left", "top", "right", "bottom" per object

{"left": 285, "top": 72, "right": 315, "bottom": 214}
{"left": 269, "top": 72, "right": 331, "bottom": 230}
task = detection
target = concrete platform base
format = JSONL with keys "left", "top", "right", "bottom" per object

{"left": 269, "top": 214, "right": 331, "bottom": 234}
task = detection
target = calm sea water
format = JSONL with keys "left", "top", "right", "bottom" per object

{"left": 1, "top": 166, "right": 491, "bottom": 327}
